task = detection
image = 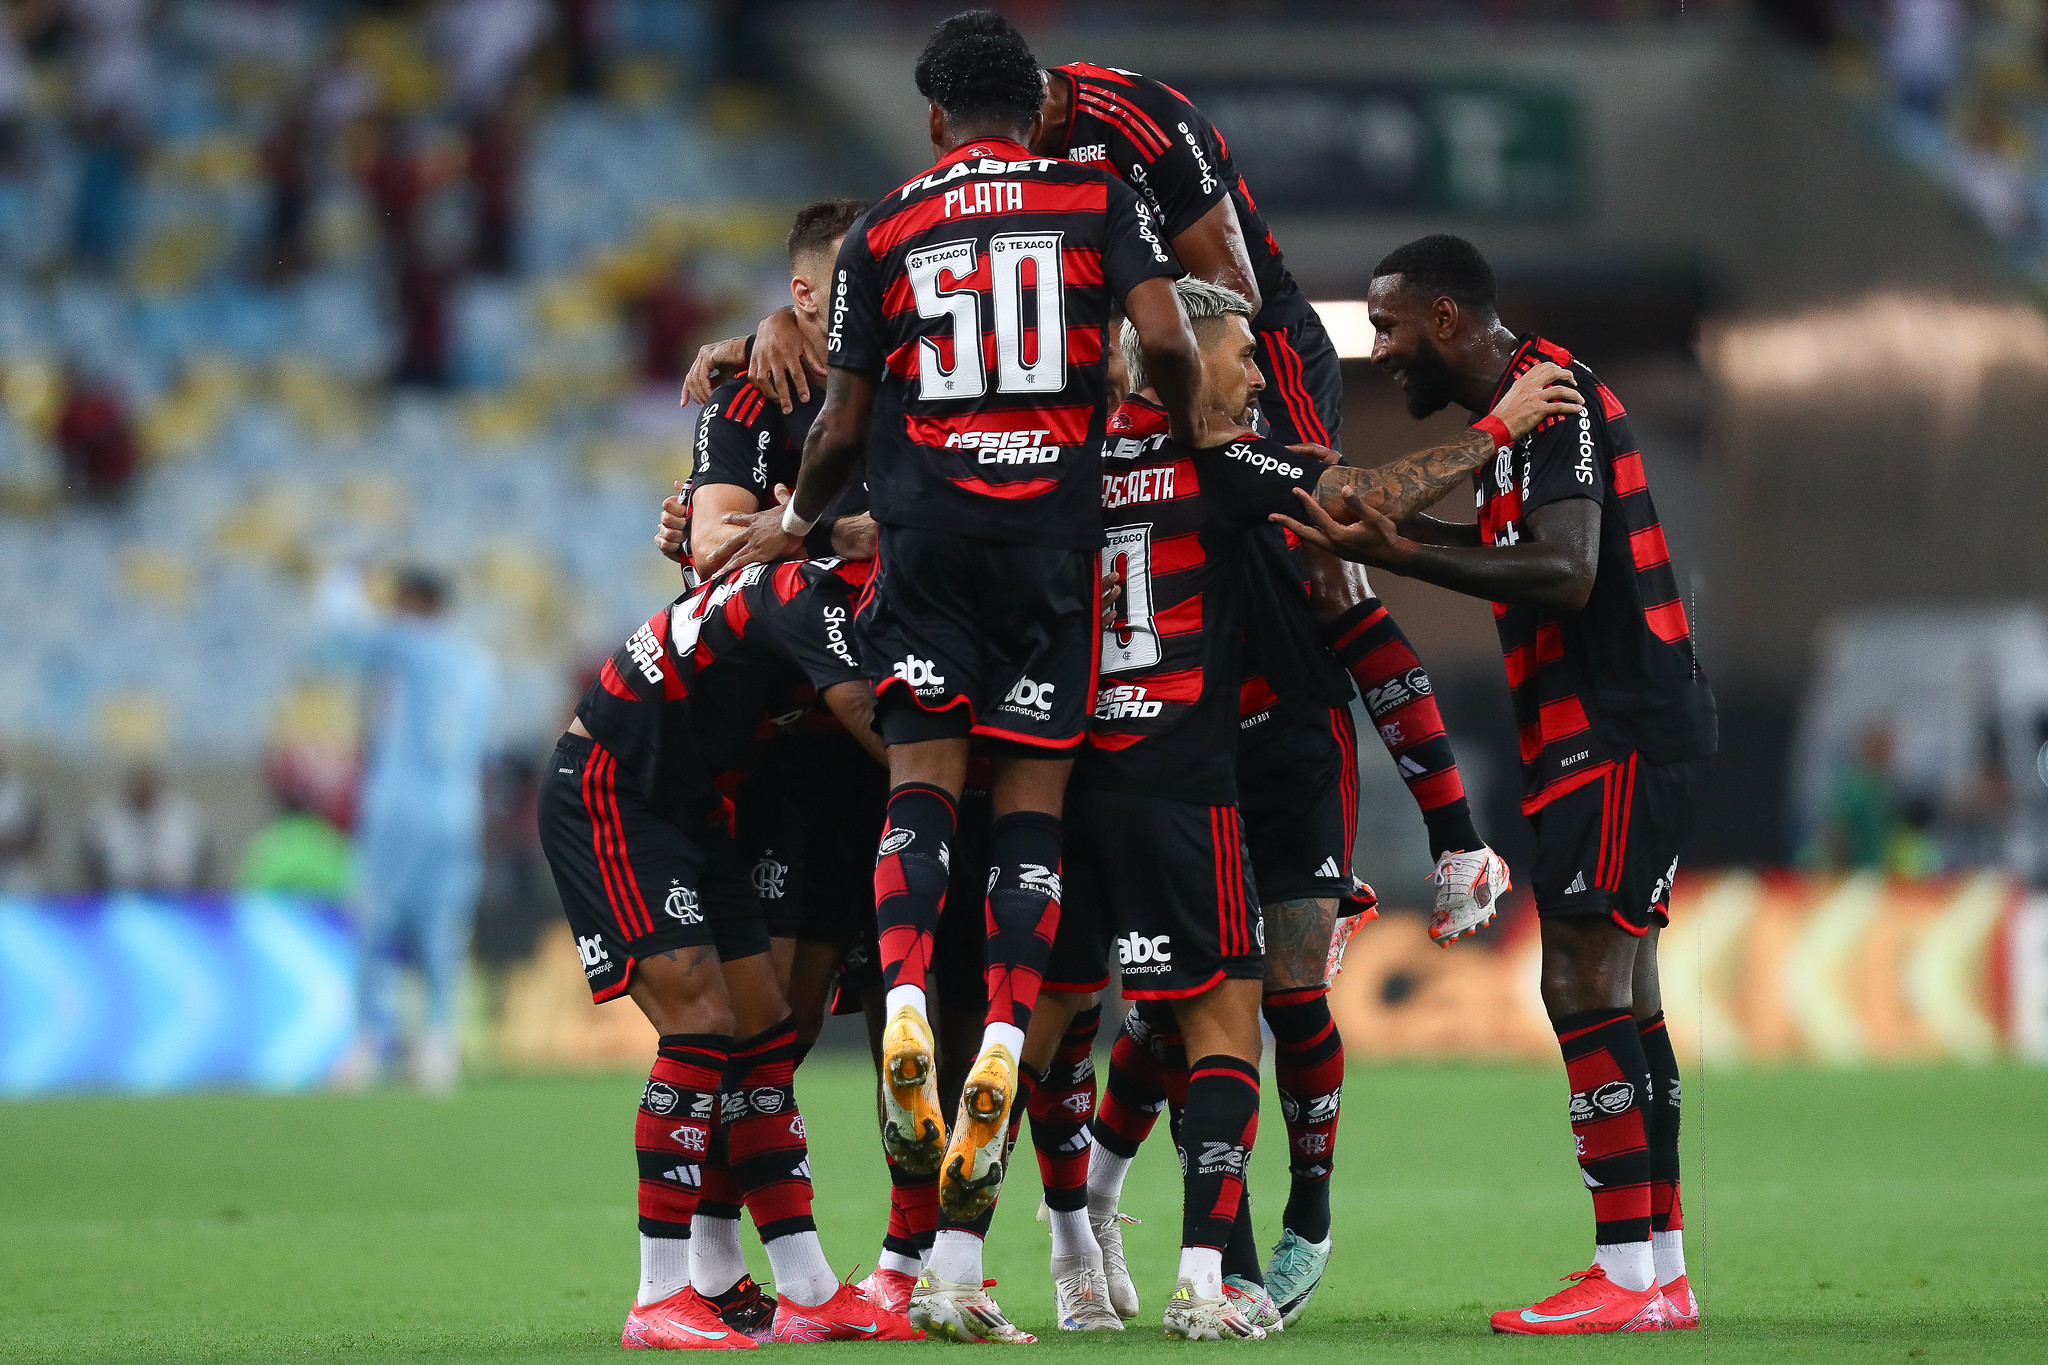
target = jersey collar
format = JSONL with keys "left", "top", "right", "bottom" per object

{"left": 1486, "top": 333, "right": 1575, "bottom": 409}
{"left": 936, "top": 135, "right": 1035, "bottom": 169}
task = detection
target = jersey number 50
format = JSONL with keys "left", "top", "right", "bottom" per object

{"left": 906, "top": 232, "right": 1066, "bottom": 402}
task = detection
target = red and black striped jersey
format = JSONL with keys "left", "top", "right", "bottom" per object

{"left": 1476, "top": 336, "right": 1716, "bottom": 813}
{"left": 1082, "top": 407, "right": 1322, "bottom": 803}
{"left": 574, "top": 559, "right": 868, "bottom": 815}
{"left": 679, "top": 369, "right": 867, "bottom": 588}
{"left": 1051, "top": 63, "right": 1311, "bottom": 336}
{"left": 825, "top": 135, "right": 1181, "bottom": 549}
{"left": 1107, "top": 395, "right": 1350, "bottom": 734}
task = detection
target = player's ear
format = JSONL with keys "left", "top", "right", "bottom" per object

{"left": 1433, "top": 296, "right": 1460, "bottom": 341}
{"left": 927, "top": 101, "right": 946, "bottom": 155}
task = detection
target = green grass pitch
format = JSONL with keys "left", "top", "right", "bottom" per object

{"left": 1, "top": 1059, "right": 2042, "bottom": 1362}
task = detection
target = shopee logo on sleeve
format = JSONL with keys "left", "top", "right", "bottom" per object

{"left": 1225, "top": 442, "right": 1302, "bottom": 480}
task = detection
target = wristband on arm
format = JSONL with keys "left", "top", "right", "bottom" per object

{"left": 781, "top": 501, "right": 817, "bottom": 537}
{"left": 1473, "top": 414, "right": 1514, "bottom": 449}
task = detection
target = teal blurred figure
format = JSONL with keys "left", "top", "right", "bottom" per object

{"left": 321, "top": 565, "right": 499, "bottom": 1092}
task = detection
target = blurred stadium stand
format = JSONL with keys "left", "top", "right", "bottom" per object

{"left": 0, "top": 0, "right": 2043, "bottom": 1087}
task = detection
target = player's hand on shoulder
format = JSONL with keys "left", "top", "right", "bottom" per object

{"left": 684, "top": 335, "right": 748, "bottom": 406}
{"left": 1288, "top": 441, "right": 1343, "bottom": 467}
{"left": 748, "top": 307, "right": 828, "bottom": 414}
{"left": 1494, "top": 360, "right": 1583, "bottom": 439}
{"left": 702, "top": 484, "right": 803, "bottom": 577}
{"left": 656, "top": 480, "right": 688, "bottom": 563}
{"left": 1188, "top": 414, "right": 1254, "bottom": 450}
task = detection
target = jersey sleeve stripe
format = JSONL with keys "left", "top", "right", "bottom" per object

{"left": 1077, "top": 88, "right": 1170, "bottom": 158}
{"left": 1611, "top": 451, "right": 1647, "bottom": 496}
{"left": 1629, "top": 524, "right": 1671, "bottom": 571}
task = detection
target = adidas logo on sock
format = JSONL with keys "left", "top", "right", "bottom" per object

{"left": 1565, "top": 871, "right": 1588, "bottom": 895}
{"left": 1317, "top": 856, "right": 1342, "bottom": 879}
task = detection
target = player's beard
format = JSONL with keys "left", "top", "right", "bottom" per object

{"left": 1395, "top": 339, "right": 1459, "bottom": 419}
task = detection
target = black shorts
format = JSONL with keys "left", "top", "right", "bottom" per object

{"left": 539, "top": 733, "right": 769, "bottom": 1003}
{"left": 1237, "top": 702, "right": 1357, "bottom": 903}
{"left": 830, "top": 788, "right": 990, "bottom": 1018}
{"left": 727, "top": 729, "right": 887, "bottom": 949}
{"left": 1530, "top": 753, "right": 1705, "bottom": 936}
{"left": 1056, "top": 787, "right": 1263, "bottom": 1000}
{"left": 857, "top": 525, "right": 1098, "bottom": 751}
{"left": 1253, "top": 311, "right": 1343, "bottom": 452}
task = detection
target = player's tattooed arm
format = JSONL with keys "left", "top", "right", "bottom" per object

{"left": 1261, "top": 896, "right": 1339, "bottom": 991}
{"left": 1292, "top": 360, "right": 1582, "bottom": 522}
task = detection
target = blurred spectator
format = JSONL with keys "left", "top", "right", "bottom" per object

{"left": 257, "top": 102, "right": 315, "bottom": 283}
{"left": 1805, "top": 722, "right": 1900, "bottom": 871}
{"left": 81, "top": 763, "right": 210, "bottom": 893}
{"left": 1885, "top": 0, "right": 1968, "bottom": 119}
{"left": 64, "top": 0, "right": 153, "bottom": 131}
{"left": 238, "top": 792, "right": 353, "bottom": 899}
{"left": 1939, "top": 729, "right": 2015, "bottom": 869}
{"left": 70, "top": 114, "right": 137, "bottom": 270}
{"left": 0, "top": 8, "right": 34, "bottom": 175}
{"left": 628, "top": 261, "right": 715, "bottom": 386}
{"left": 320, "top": 564, "right": 498, "bottom": 1093}
{"left": 557, "top": 0, "right": 606, "bottom": 96}
{"left": 0, "top": 753, "right": 44, "bottom": 895}
{"left": 431, "top": 0, "right": 551, "bottom": 116}
{"left": 392, "top": 254, "right": 455, "bottom": 387}
{"left": 55, "top": 365, "right": 138, "bottom": 503}
{"left": 1951, "top": 106, "right": 2034, "bottom": 240}
{"left": 363, "top": 114, "right": 433, "bottom": 263}
{"left": 466, "top": 105, "right": 520, "bottom": 275}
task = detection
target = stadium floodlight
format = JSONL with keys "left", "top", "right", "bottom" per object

{"left": 1312, "top": 300, "right": 1375, "bottom": 358}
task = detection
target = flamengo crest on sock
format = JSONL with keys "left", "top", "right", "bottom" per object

{"left": 637, "top": 1033, "right": 727, "bottom": 1238}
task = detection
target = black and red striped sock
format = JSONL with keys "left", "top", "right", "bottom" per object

{"left": 637, "top": 1034, "right": 726, "bottom": 1237}
{"left": 1088, "top": 1003, "right": 1186, "bottom": 1192}
{"left": 982, "top": 812, "right": 1063, "bottom": 1035}
{"left": 1264, "top": 986, "right": 1344, "bottom": 1244}
{"left": 1322, "top": 600, "right": 1479, "bottom": 858}
{"left": 723, "top": 1016, "right": 815, "bottom": 1241}
{"left": 1027, "top": 1005, "right": 1101, "bottom": 1214}
{"left": 875, "top": 783, "right": 955, "bottom": 1005}
{"left": 881, "top": 1156, "right": 938, "bottom": 1275}
{"left": 1556, "top": 1008, "right": 1654, "bottom": 1283}
{"left": 1638, "top": 1012, "right": 1684, "bottom": 1239}
{"left": 1178, "top": 1054, "right": 1261, "bottom": 1254}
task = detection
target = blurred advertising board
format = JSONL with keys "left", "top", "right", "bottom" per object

{"left": 495, "top": 872, "right": 2038, "bottom": 1072}
{"left": 0, "top": 895, "right": 355, "bottom": 1094}
{"left": 1330, "top": 872, "right": 2035, "bottom": 1065}
{"left": 1157, "top": 76, "right": 1581, "bottom": 217}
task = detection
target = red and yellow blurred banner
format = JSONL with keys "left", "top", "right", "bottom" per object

{"left": 1330, "top": 872, "right": 2039, "bottom": 1064}
{"left": 494, "top": 872, "right": 2047, "bottom": 1069}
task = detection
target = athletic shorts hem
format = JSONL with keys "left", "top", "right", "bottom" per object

{"left": 1120, "top": 961, "right": 1262, "bottom": 1001}
{"left": 970, "top": 720, "right": 1086, "bottom": 750}
{"left": 1043, "top": 971, "right": 1111, "bottom": 994}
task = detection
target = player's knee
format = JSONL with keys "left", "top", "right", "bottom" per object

{"left": 630, "top": 947, "right": 737, "bottom": 1037}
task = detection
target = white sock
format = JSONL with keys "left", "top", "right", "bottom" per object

{"left": 1178, "top": 1245, "right": 1223, "bottom": 1300}
{"left": 1087, "top": 1148, "right": 1134, "bottom": 1205}
{"left": 927, "top": 1229, "right": 984, "bottom": 1286}
{"left": 688, "top": 1213, "right": 747, "bottom": 1297}
{"left": 763, "top": 1230, "right": 839, "bottom": 1307}
{"left": 1594, "top": 1240, "right": 1656, "bottom": 1293}
{"left": 1047, "top": 1206, "right": 1098, "bottom": 1262}
{"left": 639, "top": 1234, "right": 692, "bottom": 1306}
{"left": 1653, "top": 1229, "right": 1686, "bottom": 1285}
{"left": 885, "top": 984, "right": 927, "bottom": 1022}
{"left": 980, "top": 1021, "right": 1024, "bottom": 1060}
{"left": 878, "top": 1247, "right": 922, "bottom": 1278}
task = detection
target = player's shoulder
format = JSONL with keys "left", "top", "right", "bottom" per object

{"left": 1060, "top": 61, "right": 1198, "bottom": 116}
{"left": 1205, "top": 431, "right": 1313, "bottom": 482}
{"left": 706, "top": 376, "right": 775, "bottom": 430}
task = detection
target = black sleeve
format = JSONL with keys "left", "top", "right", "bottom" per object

{"left": 1520, "top": 400, "right": 1605, "bottom": 517}
{"left": 1100, "top": 177, "right": 1184, "bottom": 305}
{"left": 1136, "top": 83, "right": 1232, "bottom": 239}
{"left": 1204, "top": 436, "right": 1322, "bottom": 525}
{"left": 772, "top": 579, "right": 867, "bottom": 691}
{"left": 824, "top": 221, "right": 888, "bottom": 378}
{"left": 692, "top": 384, "right": 772, "bottom": 498}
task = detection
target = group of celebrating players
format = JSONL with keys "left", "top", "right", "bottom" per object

{"left": 535, "top": 9, "right": 1718, "bottom": 1349}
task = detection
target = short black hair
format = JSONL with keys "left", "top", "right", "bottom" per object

{"left": 787, "top": 198, "right": 867, "bottom": 265}
{"left": 914, "top": 10, "right": 1044, "bottom": 134}
{"left": 1371, "top": 234, "right": 1498, "bottom": 315}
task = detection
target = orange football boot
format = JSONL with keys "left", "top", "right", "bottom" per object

{"left": 622, "top": 1287, "right": 757, "bottom": 1350}
{"left": 1490, "top": 1265, "right": 1665, "bottom": 1335}
{"left": 772, "top": 1280, "right": 924, "bottom": 1342}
